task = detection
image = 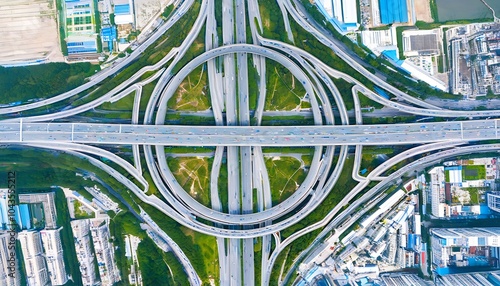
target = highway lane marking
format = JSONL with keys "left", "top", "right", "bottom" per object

{"left": 460, "top": 122, "right": 464, "bottom": 140}
{"left": 19, "top": 118, "right": 22, "bottom": 142}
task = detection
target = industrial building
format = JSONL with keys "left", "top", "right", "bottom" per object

{"left": 436, "top": 271, "right": 500, "bottom": 286}
{"left": 18, "top": 230, "right": 49, "bottom": 286}
{"left": 403, "top": 30, "right": 440, "bottom": 57}
{"left": 62, "top": 0, "right": 99, "bottom": 58}
{"left": 113, "top": 0, "right": 135, "bottom": 25}
{"left": 40, "top": 228, "right": 68, "bottom": 285}
{"left": 431, "top": 227, "right": 500, "bottom": 273}
{"left": 0, "top": 232, "right": 21, "bottom": 286}
{"left": 101, "top": 26, "right": 117, "bottom": 52}
{"left": 71, "top": 219, "right": 97, "bottom": 286}
{"left": 19, "top": 192, "right": 57, "bottom": 229}
{"left": 488, "top": 192, "right": 500, "bottom": 213}
{"left": 314, "top": 0, "right": 359, "bottom": 33}
{"left": 90, "top": 218, "right": 121, "bottom": 286}
{"left": 429, "top": 159, "right": 497, "bottom": 219}
{"left": 446, "top": 23, "right": 500, "bottom": 97}
{"left": 378, "top": 0, "right": 409, "bottom": 24}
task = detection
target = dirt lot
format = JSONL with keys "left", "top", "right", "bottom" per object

{"left": 134, "top": 0, "right": 173, "bottom": 30}
{"left": 0, "top": 0, "right": 63, "bottom": 65}
{"left": 414, "top": 0, "right": 434, "bottom": 22}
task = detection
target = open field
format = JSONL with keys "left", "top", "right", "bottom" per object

{"left": 168, "top": 65, "right": 211, "bottom": 111}
{"left": 134, "top": 0, "right": 172, "bottom": 30}
{"left": 0, "top": 0, "right": 63, "bottom": 65}
{"left": 265, "top": 60, "right": 308, "bottom": 111}
{"left": 415, "top": 0, "right": 433, "bottom": 22}
{"left": 265, "top": 156, "right": 308, "bottom": 204}
{"left": 167, "top": 156, "right": 212, "bottom": 207}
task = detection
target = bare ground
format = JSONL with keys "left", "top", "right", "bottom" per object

{"left": 0, "top": 0, "right": 63, "bottom": 64}
{"left": 414, "top": 0, "right": 434, "bottom": 22}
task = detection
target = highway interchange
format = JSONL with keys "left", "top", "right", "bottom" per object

{"left": 3, "top": 0, "right": 500, "bottom": 285}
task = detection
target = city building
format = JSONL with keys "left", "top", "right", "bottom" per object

{"left": 40, "top": 228, "right": 68, "bottom": 285}
{"left": 436, "top": 271, "right": 500, "bottom": 286}
{"left": 378, "top": 0, "right": 413, "bottom": 25}
{"left": 429, "top": 158, "right": 498, "bottom": 219}
{"left": 0, "top": 232, "right": 21, "bottom": 286}
{"left": 90, "top": 218, "right": 121, "bottom": 286}
{"left": 430, "top": 227, "right": 500, "bottom": 274}
{"left": 0, "top": 189, "right": 31, "bottom": 230}
{"left": 380, "top": 273, "right": 430, "bottom": 285}
{"left": 71, "top": 219, "right": 97, "bottom": 286}
{"left": 62, "top": 0, "right": 99, "bottom": 60}
{"left": 113, "top": 0, "right": 134, "bottom": 25}
{"left": 101, "top": 26, "right": 117, "bottom": 52}
{"left": 446, "top": 23, "right": 500, "bottom": 97}
{"left": 19, "top": 192, "right": 58, "bottom": 229}
{"left": 488, "top": 192, "right": 500, "bottom": 213}
{"left": 18, "top": 230, "right": 49, "bottom": 286}
{"left": 314, "top": 0, "right": 359, "bottom": 33}
{"left": 361, "top": 27, "right": 398, "bottom": 56}
{"left": 113, "top": 0, "right": 135, "bottom": 50}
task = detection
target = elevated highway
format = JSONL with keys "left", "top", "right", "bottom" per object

{"left": 3, "top": 119, "right": 499, "bottom": 146}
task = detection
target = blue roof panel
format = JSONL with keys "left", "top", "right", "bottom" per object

{"left": 379, "top": 0, "right": 408, "bottom": 24}
{"left": 115, "top": 4, "right": 130, "bottom": 15}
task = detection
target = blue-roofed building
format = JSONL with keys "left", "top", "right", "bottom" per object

{"left": 487, "top": 273, "right": 500, "bottom": 285}
{"left": 378, "top": 0, "right": 409, "bottom": 24}
{"left": 315, "top": 0, "right": 359, "bottom": 34}
{"left": 63, "top": 0, "right": 99, "bottom": 57}
{"left": 101, "top": 26, "right": 117, "bottom": 51}
{"left": 113, "top": 0, "right": 134, "bottom": 25}
{"left": 67, "top": 40, "right": 98, "bottom": 54}
{"left": 114, "top": 4, "right": 130, "bottom": 15}
{"left": 19, "top": 204, "right": 31, "bottom": 230}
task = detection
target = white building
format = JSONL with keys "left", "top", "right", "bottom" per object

{"left": 488, "top": 192, "right": 500, "bottom": 213}
{"left": 40, "top": 228, "right": 68, "bottom": 285}
{"left": 90, "top": 218, "right": 121, "bottom": 286}
{"left": 19, "top": 193, "right": 57, "bottom": 229}
{"left": 0, "top": 232, "right": 21, "bottom": 285}
{"left": 71, "top": 220, "right": 97, "bottom": 286}
{"left": 113, "top": 0, "right": 135, "bottom": 25}
{"left": 429, "top": 167, "right": 446, "bottom": 217}
{"left": 431, "top": 227, "right": 500, "bottom": 268}
{"left": 18, "top": 231, "right": 49, "bottom": 286}
{"left": 315, "top": 0, "right": 359, "bottom": 32}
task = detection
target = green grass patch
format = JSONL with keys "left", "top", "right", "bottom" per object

{"left": 265, "top": 156, "right": 308, "bottom": 205}
{"left": 358, "top": 92, "right": 384, "bottom": 109}
{"left": 140, "top": 202, "right": 218, "bottom": 283}
{"left": 100, "top": 92, "right": 135, "bottom": 111}
{"left": 168, "top": 65, "right": 211, "bottom": 111}
{"left": 264, "top": 60, "right": 306, "bottom": 111}
{"left": 430, "top": 0, "right": 439, "bottom": 21}
{"left": 464, "top": 187, "right": 488, "bottom": 204}
{"left": 462, "top": 165, "right": 486, "bottom": 180}
{"left": 167, "top": 156, "right": 213, "bottom": 207}
{"left": 258, "top": 0, "right": 289, "bottom": 43}
{"left": 161, "top": 4, "right": 174, "bottom": 19}
{"left": 73, "top": 200, "right": 94, "bottom": 219}
{"left": 248, "top": 56, "right": 260, "bottom": 111}
{"left": 137, "top": 236, "right": 189, "bottom": 286}
{"left": 0, "top": 63, "right": 98, "bottom": 105}
{"left": 445, "top": 170, "right": 450, "bottom": 182}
